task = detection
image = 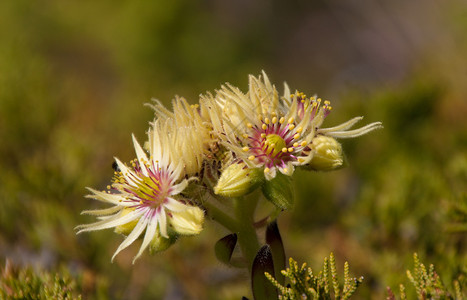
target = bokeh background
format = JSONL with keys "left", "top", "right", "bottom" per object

{"left": 1, "top": 0, "right": 466, "bottom": 299}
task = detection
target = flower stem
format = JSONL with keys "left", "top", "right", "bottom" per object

{"left": 234, "top": 196, "right": 260, "bottom": 273}
{"left": 203, "top": 200, "right": 239, "bottom": 233}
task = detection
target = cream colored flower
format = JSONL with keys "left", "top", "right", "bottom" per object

{"left": 203, "top": 71, "right": 382, "bottom": 178}
{"left": 76, "top": 120, "right": 204, "bottom": 263}
{"left": 202, "top": 72, "right": 318, "bottom": 180}
{"left": 147, "top": 96, "right": 213, "bottom": 176}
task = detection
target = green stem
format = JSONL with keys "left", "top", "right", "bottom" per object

{"left": 203, "top": 200, "right": 239, "bottom": 233}
{"left": 234, "top": 196, "right": 261, "bottom": 273}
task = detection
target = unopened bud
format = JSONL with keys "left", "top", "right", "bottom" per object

{"left": 114, "top": 208, "right": 138, "bottom": 236}
{"left": 308, "top": 135, "right": 344, "bottom": 171}
{"left": 170, "top": 205, "right": 205, "bottom": 235}
{"left": 149, "top": 230, "right": 177, "bottom": 254}
{"left": 214, "top": 163, "right": 264, "bottom": 197}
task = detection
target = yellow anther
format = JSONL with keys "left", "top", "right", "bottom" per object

{"left": 288, "top": 147, "right": 294, "bottom": 152}
{"left": 264, "top": 117, "right": 270, "bottom": 124}
{"left": 247, "top": 123, "right": 253, "bottom": 128}
{"left": 279, "top": 117, "right": 285, "bottom": 124}
{"left": 298, "top": 158, "right": 305, "bottom": 163}
{"left": 242, "top": 146, "right": 249, "bottom": 152}
{"left": 262, "top": 124, "right": 268, "bottom": 130}
{"left": 294, "top": 133, "right": 300, "bottom": 139}
{"left": 296, "top": 127, "right": 303, "bottom": 133}
{"left": 288, "top": 124, "right": 295, "bottom": 130}
{"left": 140, "top": 200, "right": 143, "bottom": 204}
{"left": 282, "top": 147, "right": 288, "bottom": 153}
{"left": 328, "top": 106, "right": 333, "bottom": 110}
{"left": 293, "top": 142, "right": 299, "bottom": 147}
{"left": 301, "top": 141, "right": 307, "bottom": 147}
{"left": 261, "top": 133, "right": 266, "bottom": 138}
{"left": 272, "top": 116, "right": 278, "bottom": 123}
{"left": 288, "top": 117, "right": 294, "bottom": 124}
{"left": 264, "top": 168, "right": 270, "bottom": 173}
{"left": 324, "top": 100, "right": 331, "bottom": 105}
{"left": 107, "top": 185, "right": 111, "bottom": 190}
{"left": 317, "top": 98, "right": 322, "bottom": 102}
{"left": 283, "top": 168, "right": 288, "bottom": 173}
{"left": 243, "top": 133, "right": 249, "bottom": 138}
{"left": 248, "top": 155, "right": 255, "bottom": 161}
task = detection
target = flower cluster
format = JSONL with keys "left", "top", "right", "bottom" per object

{"left": 77, "top": 71, "right": 382, "bottom": 262}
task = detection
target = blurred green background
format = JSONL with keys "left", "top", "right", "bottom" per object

{"left": 1, "top": 0, "right": 466, "bottom": 299}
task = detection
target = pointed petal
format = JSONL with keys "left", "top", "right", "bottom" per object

{"left": 133, "top": 216, "right": 158, "bottom": 263}
{"left": 132, "top": 134, "right": 149, "bottom": 176}
{"left": 76, "top": 209, "right": 143, "bottom": 234}
{"left": 326, "top": 122, "right": 383, "bottom": 138}
{"left": 318, "top": 117, "right": 364, "bottom": 133}
{"left": 165, "top": 198, "right": 190, "bottom": 212}
{"left": 158, "top": 208, "right": 168, "bottom": 238}
{"left": 81, "top": 205, "right": 122, "bottom": 216}
{"left": 111, "top": 215, "right": 149, "bottom": 262}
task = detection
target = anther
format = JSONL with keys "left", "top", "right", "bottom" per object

{"left": 248, "top": 155, "right": 255, "bottom": 161}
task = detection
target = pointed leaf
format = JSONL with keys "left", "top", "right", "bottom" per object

{"left": 252, "top": 245, "right": 277, "bottom": 300}
{"left": 214, "top": 233, "right": 238, "bottom": 265}
{"left": 266, "top": 220, "right": 286, "bottom": 285}
{"left": 262, "top": 173, "right": 294, "bottom": 210}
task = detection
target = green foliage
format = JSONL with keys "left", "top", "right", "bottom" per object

{"left": 387, "top": 253, "right": 465, "bottom": 300}
{"left": 265, "top": 253, "right": 363, "bottom": 300}
{"left": 0, "top": 261, "right": 82, "bottom": 300}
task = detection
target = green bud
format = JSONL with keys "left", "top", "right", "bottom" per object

{"left": 308, "top": 135, "right": 344, "bottom": 171}
{"left": 149, "top": 230, "right": 177, "bottom": 254}
{"left": 214, "top": 163, "right": 264, "bottom": 197}
{"left": 114, "top": 208, "right": 139, "bottom": 236}
{"left": 262, "top": 173, "right": 294, "bottom": 210}
{"left": 169, "top": 205, "right": 205, "bottom": 235}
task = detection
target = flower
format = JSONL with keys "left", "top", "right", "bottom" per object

{"left": 203, "top": 71, "right": 383, "bottom": 178}
{"left": 76, "top": 120, "right": 204, "bottom": 263}
{"left": 147, "top": 96, "right": 213, "bottom": 176}
{"left": 202, "top": 71, "right": 319, "bottom": 180}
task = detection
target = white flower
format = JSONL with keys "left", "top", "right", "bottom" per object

{"left": 147, "top": 97, "right": 213, "bottom": 176}
{"left": 76, "top": 120, "right": 204, "bottom": 263}
{"left": 202, "top": 71, "right": 319, "bottom": 180}
{"left": 203, "top": 71, "right": 382, "bottom": 179}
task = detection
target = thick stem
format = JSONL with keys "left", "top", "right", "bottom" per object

{"left": 234, "top": 196, "right": 261, "bottom": 273}
{"left": 203, "top": 200, "right": 239, "bottom": 233}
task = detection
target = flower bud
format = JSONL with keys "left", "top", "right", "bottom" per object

{"left": 214, "top": 163, "right": 264, "bottom": 197}
{"left": 308, "top": 135, "right": 344, "bottom": 171}
{"left": 170, "top": 205, "right": 205, "bottom": 235}
{"left": 114, "top": 208, "right": 139, "bottom": 236}
{"left": 149, "top": 230, "right": 177, "bottom": 254}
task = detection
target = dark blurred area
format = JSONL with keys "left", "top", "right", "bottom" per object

{"left": 1, "top": 0, "right": 466, "bottom": 299}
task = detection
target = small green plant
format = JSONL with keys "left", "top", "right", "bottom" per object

{"left": 0, "top": 260, "right": 82, "bottom": 300}
{"left": 265, "top": 253, "right": 363, "bottom": 300}
{"left": 387, "top": 253, "right": 465, "bottom": 300}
